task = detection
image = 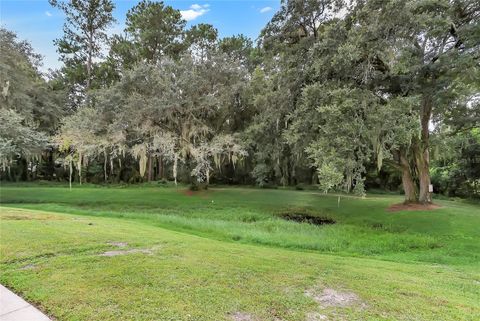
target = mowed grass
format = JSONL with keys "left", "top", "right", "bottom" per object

{"left": 0, "top": 185, "right": 479, "bottom": 320}
{"left": 1, "top": 185, "right": 479, "bottom": 265}
{"left": 1, "top": 207, "right": 479, "bottom": 321}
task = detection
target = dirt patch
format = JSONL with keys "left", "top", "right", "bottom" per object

{"left": 107, "top": 242, "right": 128, "bottom": 248}
{"left": 179, "top": 189, "right": 212, "bottom": 200}
{"left": 19, "top": 264, "right": 36, "bottom": 270}
{"left": 230, "top": 312, "right": 254, "bottom": 321}
{"left": 1, "top": 214, "right": 63, "bottom": 221}
{"left": 280, "top": 213, "right": 335, "bottom": 226}
{"left": 2, "top": 215, "right": 33, "bottom": 220}
{"left": 305, "top": 288, "right": 361, "bottom": 308}
{"left": 100, "top": 248, "right": 152, "bottom": 257}
{"left": 306, "top": 312, "right": 328, "bottom": 321}
{"left": 181, "top": 189, "right": 196, "bottom": 197}
{"left": 387, "top": 203, "right": 441, "bottom": 212}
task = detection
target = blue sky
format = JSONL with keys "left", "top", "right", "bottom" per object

{"left": 0, "top": 0, "right": 280, "bottom": 71}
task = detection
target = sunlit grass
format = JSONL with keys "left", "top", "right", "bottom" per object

{"left": 2, "top": 185, "right": 479, "bottom": 265}
{"left": 1, "top": 206, "right": 479, "bottom": 321}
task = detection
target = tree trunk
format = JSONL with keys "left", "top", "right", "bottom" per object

{"left": 173, "top": 154, "right": 178, "bottom": 186}
{"left": 78, "top": 152, "right": 82, "bottom": 185}
{"left": 69, "top": 159, "right": 72, "bottom": 191}
{"left": 46, "top": 150, "right": 55, "bottom": 180}
{"left": 157, "top": 156, "right": 164, "bottom": 179}
{"left": 86, "top": 30, "right": 93, "bottom": 91}
{"left": 415, "top": 96, "right": 433, "bottom": 204}
{"left": 104, "top": 150, "right": 108, "bottom": 183}
{"left": 416, "top": 149, "right": 432, "bottom": 203}
{"left": 399, "top": 150, "right": 417, "bottom": 203}
{"left": 147, "top": 155, "right": 153, "bottom": 181}
{"left": 19, "top": 158, "right": 28, "bottom": 181}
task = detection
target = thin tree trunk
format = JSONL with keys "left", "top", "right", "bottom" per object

{"left": 173, "top": 156, "right": 178, "bottom": 186}
{"left": 69, "top": 159, "right": 72, "bottom": 191}
{"left": 47, "top": 149, "right": 54, "bottom": 180}
{"left": 157, "top": 156, "right": 163, "bottom": 179}
{"left": 86, "top": 30, "right": 93, "bottom": 91}
{"left": 147, "top": 155, "right": 153, "bottom": 181}
{"left": 78, "top": 152, "right": 82, "bottom": 185}
{"left": 7, "top": 161, "right": 12, "bottom": 181}
{"left": 104, "top": 150, "right": 108, "bottom": 183}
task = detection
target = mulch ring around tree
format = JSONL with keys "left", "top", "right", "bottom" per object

{"left": 387, "top": 202, "right": 442, "bottom": 212}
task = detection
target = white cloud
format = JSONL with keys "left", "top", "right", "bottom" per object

{"left": 45, "top": 11, "right": 52, "bottom": 17}
{"left": 181, "top": 4, "right": 210, "bottom": 21}
{"left": 260, "top": 7, "right": 272, "bottom": 13}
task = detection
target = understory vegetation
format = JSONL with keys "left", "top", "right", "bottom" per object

{"left": 1, "top": 0, "right": 479, "bottom": 202}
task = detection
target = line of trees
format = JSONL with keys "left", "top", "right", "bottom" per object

{"left": 1, "top": 0, "right": 479, "bottom": 202}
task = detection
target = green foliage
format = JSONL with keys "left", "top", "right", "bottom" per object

{"left": 124, "top": 0, "right": 186, "bottom": 63}
{"left": 0, "top": 28, "right": 61, "bottom": 177}
{"left": 0, "top": 109, "right": 48, "bottom": 168}
{"left": 431, "top": 127, "right": 480, "bottom": 198}
{"left": 186, "top": 23, "right": 218, "bottom": 60}
{"left": 3, "top": 0, "right": 479, "bottom": 200}
{"left": 49, "top": 0, "right": 115, "bottom": 91}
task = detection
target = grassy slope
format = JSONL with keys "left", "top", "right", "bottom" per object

{"left": 1, "top": 185, "right": 479, "bottom": 265}
{"left": 1, "top": 207, "right": 479, "bottom": 321}
{"left": 0, "top": 185, "right": 479, "bottom": 320}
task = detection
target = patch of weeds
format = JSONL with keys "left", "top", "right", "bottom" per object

{"left": 240, "top": 215, "right": 258, "bottom": 223}
{"left": 367, "top": 221, "right": 407, "bottom": 233}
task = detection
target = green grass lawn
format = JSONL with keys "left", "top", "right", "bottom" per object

{"left": 1, "top": 185, "right": 479, "bottom": 320}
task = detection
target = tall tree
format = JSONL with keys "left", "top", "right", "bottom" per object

{"left": 49, "top": 0, "right": 115, "bottom": 91}
{"left": 186, "top": 24, "right": 218, "bottom": 61}
{"left": 218, "top": 34, "right": 262, "bottom": 72}
{"left": 345, "top": 0, "right": 480, "bottom": 202}
{"left": 288, "top": 0, "right": 480, "bottom": 202}
{"left": 123, "top": 0, "right": 186, "bottom": 64}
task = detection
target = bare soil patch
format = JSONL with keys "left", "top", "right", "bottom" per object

{"left": 107, "top": 241, "right": 128, "bottom": 248}
{"left": 306, "top": 312, "right": 328, "bottom": 321}
{"left": 305, "top": 288, "right": 361, "bottom": 308}
{"left": 230, "top": 312, "right": 254, "bottom": 321}
{"left": 387, "top": 203, "right": 441, "bottom": 212}
{"left": 100, "top": 248, "right": 152, "bottom": 257}
{"left": 1, "top": 214, "right": 63, "bottom": 220}
{"left": 179, "top": 189, "right": 212, "bottom": 200}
